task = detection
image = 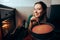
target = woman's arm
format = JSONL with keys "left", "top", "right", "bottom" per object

{"left": 28, "top": 16, "right": 39, "bottom": 30}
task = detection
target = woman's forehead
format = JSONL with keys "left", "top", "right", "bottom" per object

{"left": 34, "top": 4, "right": 42, "bottom": 9}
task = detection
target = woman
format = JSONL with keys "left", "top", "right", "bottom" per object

{"left": 24, "top": 1, "right": 55, "bottom": 40}
{"left": 27, "top": 1, "right": 47, "bottom": 30}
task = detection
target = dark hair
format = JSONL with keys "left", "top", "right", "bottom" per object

{"left": 35, "top": 1, "right": 47, "bottom": 11}
{"left": 34, "top": 1, "right": 47, "bottom": 22}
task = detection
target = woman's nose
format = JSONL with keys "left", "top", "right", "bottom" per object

{"left": 34, "top": 10, "right": 37, "bottom": 13}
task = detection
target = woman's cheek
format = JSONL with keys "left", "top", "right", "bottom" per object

{"left": 36, "top": 11, "right": 41, "bottom": 17}
{"left": 33, "top": 11, "right": 41, "bottom": 17}
{"left": 35, "top": 13, "right": 40, "bottom": 17}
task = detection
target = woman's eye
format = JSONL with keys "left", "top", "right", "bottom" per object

{"left": 34, "top": 8, "right": 41, "bottom": 10}
{"left": 37, "top": 8, "right": 41, "bottom": 10}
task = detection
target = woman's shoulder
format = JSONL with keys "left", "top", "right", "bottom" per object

{"left": 28, "top": 15, "right": 33, "bottom": 19}
{"left": 27, "top": 15, "right": 33, "bottom": 21}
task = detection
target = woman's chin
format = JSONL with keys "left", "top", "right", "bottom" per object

{"left": 35, "top": 16, "right": 40, "bottom": 18}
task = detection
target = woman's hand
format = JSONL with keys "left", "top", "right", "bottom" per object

{"left": 29, "top": 16, "right": 38, "bottom": 30}
{"left": 30, "top": 16, "right": 38, "bottom": 23}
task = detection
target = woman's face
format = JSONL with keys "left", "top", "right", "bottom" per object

{"left": 33, "top": 4, "right": 43, "bottom": 18}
